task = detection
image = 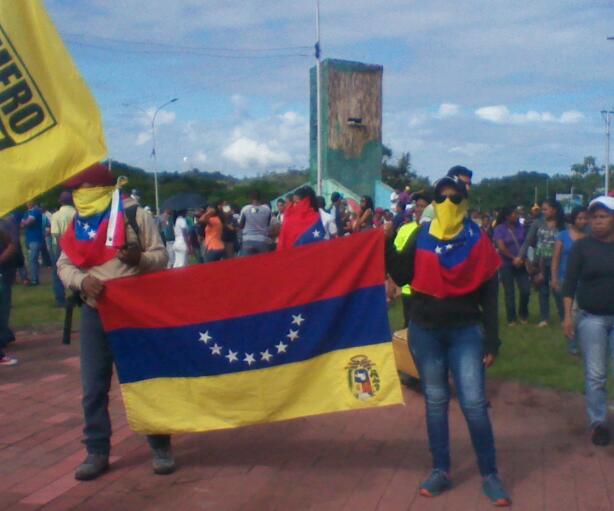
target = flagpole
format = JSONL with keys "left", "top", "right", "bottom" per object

{"left": 315, "top": 0, "right": 323, "bottom": 197}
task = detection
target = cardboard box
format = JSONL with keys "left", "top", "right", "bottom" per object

{"left": 392, "top": 329, "right": 419, "bottom": 379}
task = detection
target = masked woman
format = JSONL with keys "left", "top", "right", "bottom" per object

{"left": 385, "top": 176, "right": 510, "bottom": 506}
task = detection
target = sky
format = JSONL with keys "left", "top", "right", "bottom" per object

{"left": 45, "top": 0, "right": 614, "bottom": 182}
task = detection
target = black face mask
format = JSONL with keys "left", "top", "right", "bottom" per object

{"left": 434, "top": 194, "right": 463, "bottom": 205}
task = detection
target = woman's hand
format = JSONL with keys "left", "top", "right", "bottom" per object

{"left": 383, "top": 222, "right": 395, "bottom": 240}
{"left": 512, "top": 257, "right": 523, "bottom": 268}
{"left": 563, "top": 315, "right": 575, "bottom": 339}
{"left": 483, "top": 353, "right": 496, "bottom": 368}
{"left": 551, "top": 278, "right": 559, "bottom": 291}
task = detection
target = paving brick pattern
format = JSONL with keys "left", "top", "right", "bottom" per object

{"left": 1, "top": 329, "right": 613, "bottom": 510}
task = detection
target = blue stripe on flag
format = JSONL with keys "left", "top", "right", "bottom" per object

{"left": 417, "top": 220, "right": 481, "bottom": 269}
{"left": 107, "top": 285, "right": 390, "bottom": 384}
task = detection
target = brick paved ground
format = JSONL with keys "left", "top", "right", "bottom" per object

{"left": 1, "top": 329, "right": 614, "bottom": 511}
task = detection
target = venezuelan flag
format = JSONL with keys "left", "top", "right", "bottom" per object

{"left": 277, "top": 198, "right": 325, "bottom": 250}
{"left": 98, "top": 230, "right": 403, "bottom": 434}
{"left": 61, "top": 188, "right": 126, "bottom": 269}
{"left": 411, "top": 220, "right": 501, "bottom": 299}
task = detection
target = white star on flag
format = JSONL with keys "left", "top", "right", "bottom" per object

{"left": 446, "top": 244, "right": 453, "bottom": 250}
{"left": 87, "top": 230, "right": 96, "bottom": 239}
{"left": 209, "top": 343, "right": 222, "bottom": 355}
{"left": 435, "top": 246, "right": 443, "bottom": 255}
{"left": 275, "top": 341, "right": 288, "bottom": 354}
{"left": 243, "top": 353, "right": 256, "bottom": 366}
{"left": 198, "top": 331, "right": 212, "bottom": 344}
{"left": 260, "top": 349, "right": 273, "bottom": 362}
{"left": 287, "top": 329, "right": 300, "bottom": 341}
{"left": 291, "top": 314, "right": 305, "bottom": 326}
{"left": 312, "top": 229, "right": 321, "bottom": 238}
{"left": 225, "top": 349, "right": 238, "bottom": 363}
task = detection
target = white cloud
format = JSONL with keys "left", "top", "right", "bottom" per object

{"left": 137, "top": 108, "right": 176, "bottom": 128}
{"left": 449, "top": 143, "right": 491, "bottom": 157}
{"left": 475, "top": 105, "right": 584, "bottom": 125}
{"left": 408, "top": 113, "right": 428, "bottom": 128}
{"left": 560, "top": 111, "right": 584, "bottom": 124}
{"left": 194, "top": 150, "right": 208, "bottom": 164}
{"left": 222, "top": 137, "right": 292, "bottom": 169}
{"left": 436, "top": 103, "right": 460, "bottom": 119}
{"left": 135, "top": 132, "right": 151, "bottom": 146}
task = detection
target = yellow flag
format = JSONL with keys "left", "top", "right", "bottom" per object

{"left": 0, "top": 0, "right": 106, "bottom": 216}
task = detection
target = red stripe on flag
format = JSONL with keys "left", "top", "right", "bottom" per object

{"left": 412, "top": 235, "right": 501, "bottom": 298}
{"left": 98, "top": 229, "right": 385, "bottom": 331}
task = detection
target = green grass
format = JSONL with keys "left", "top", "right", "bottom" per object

{"left": 388, "top": 293, "right": 585, "bottom": 394}
{"left": 10, "top": 278, "right": 585, "bottom": 394}
{"left": 11, "top": 282, "right": 70, "bottom": 330}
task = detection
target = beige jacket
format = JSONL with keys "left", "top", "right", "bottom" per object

{"left": 57, "top": 198, "right": 168, "bottom": 308}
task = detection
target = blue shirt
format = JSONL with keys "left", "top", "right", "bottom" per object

{"left": 557, "top": 229, "right": 573, "bottom": 281}
{"left": 24, "top": 208, "right": 43, "bottom": 245}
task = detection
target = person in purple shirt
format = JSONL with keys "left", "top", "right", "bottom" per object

{"left": 493, "top": 206, "right": 530, "bottom": 326}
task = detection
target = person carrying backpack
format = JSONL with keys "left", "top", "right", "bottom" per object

{"left": 57, "top": 163, "right": 173, "bottom": 481}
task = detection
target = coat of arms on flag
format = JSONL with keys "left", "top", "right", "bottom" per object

{"left": 97, "top": 230, "right": 403, "bottom": 434}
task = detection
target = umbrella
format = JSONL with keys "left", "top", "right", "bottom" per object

{"left": 161, "top": 193, "right": 207, "bottom": 211}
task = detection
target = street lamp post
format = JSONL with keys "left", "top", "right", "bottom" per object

{"left": 601, "top": 110, "right": 614, "bottom": 195}
{"left": 151, "top": 98, "right": 179, "bottom": 215}
{"left": 315, "top": 0, "right": 323, "bottom": 196}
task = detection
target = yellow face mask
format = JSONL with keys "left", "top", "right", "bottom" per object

{"left": 73, "top": 186, "right": 114, "bottom": 217}
{"left": 429, "top": 198, "right": 468, "bottom": 240}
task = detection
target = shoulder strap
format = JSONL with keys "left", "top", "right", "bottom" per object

{"left": 124, "top": 205, "right": 142, "bottom": 249}
{"left": 507, "top": 226, "right": 521, "bottom": 251}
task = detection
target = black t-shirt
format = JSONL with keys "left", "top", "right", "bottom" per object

{"left": 563, "top": 236, "right": 614, "bottom": 315}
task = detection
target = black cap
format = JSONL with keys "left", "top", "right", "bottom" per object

{"left": 447, "top": 165, "right": 473, "bottom": 180}
{"left": 434, "top": 176, "right": 468, "bottom": 197}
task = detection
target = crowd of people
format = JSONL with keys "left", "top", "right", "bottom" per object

{"left": 1, "top": 162, "right": 614, "bottom": 507}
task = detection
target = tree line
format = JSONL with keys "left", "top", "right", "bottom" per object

{"left": 28, "top": 152, "right": 608, "bottom": 213}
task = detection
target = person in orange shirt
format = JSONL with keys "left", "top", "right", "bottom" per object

{"left": 199, "top": 202, "right": 226, "bottom": 263}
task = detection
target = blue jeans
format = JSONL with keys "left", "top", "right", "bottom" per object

{"left": 204, "top": 248, "right": 225, "bottom": 263}
{"left": 239, "top": 240, "right": 272, "bottom": 256}
{"left": 577, "top": 311, "right": 614, "bottom": 427}
{"left": 0, "top": 269, "right": 15, "bottom": 355}
{"left": 80, "top": 305, "right": 170, "bottom": 455}
{"left": 538, "top": 262, "right": 564, "bottom": 323}
{"left": 27, "top": 241, "right": 41, "bottom": 284}
{"left": 499, "top": 265, "right": 530, "bottom": 323}
{"left": 409, "top": 321, "right": 498, "bottom": 476}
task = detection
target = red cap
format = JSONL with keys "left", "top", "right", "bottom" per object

{"left": 64, "top": 163, "right": 114, "bottom": 189}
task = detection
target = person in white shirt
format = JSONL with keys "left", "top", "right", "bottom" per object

{"left": 172, "top": 210, "right": 189, "bottom": 268}
{"left": 390, "top": 188, "right": 400, "bottom": 211}
{"left": 316, "top": 196, "right": 337, "bottom": 239}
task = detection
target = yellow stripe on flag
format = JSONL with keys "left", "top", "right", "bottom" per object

{"left": 0, "top": 1, "right": 106, "bottom": 216}
{"left": 119, "top": 343, "right": 404, "bottom": 434}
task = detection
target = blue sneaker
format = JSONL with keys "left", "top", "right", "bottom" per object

{"left": 482, "top": 474, "right": 511, "bottom": 507}
{"left": 419, "top": 469, "right": 451, "bottom": 497}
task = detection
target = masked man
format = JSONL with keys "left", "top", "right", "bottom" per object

{"left": 385, "top": 175, "right": 511, "bottom": 507}
{"left": 57, "top": 163, "right": 172, "bottom": 481}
